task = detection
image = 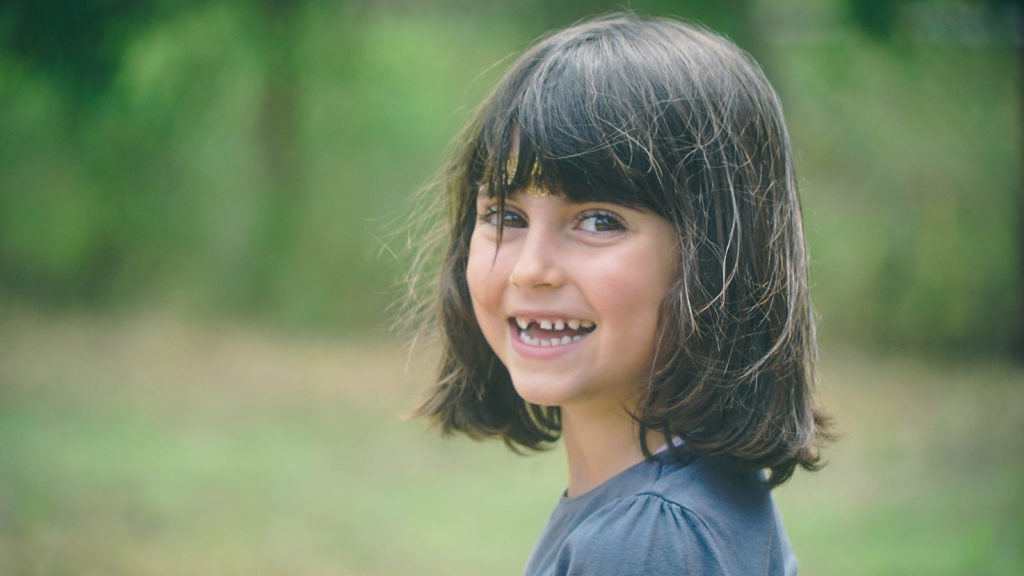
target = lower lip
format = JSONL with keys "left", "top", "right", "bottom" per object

{"left": 508, "top": 323, "right": 589, "bottom": 359}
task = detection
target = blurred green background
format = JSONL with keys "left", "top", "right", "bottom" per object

{"left": 1, "top": 0, "right": 1022, "bottom": 574}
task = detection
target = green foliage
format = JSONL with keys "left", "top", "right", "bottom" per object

{"left": 0, "top": 0, "right": 152, "bottom": 93}
{"left": 0, "top": 3, "right": 528, "bottom": 329}
{"left": 778, "top": 32, "right": 1020, "bottom": 351}
{"left": 0, "top": 1, "right": 1019, "bottom": 351}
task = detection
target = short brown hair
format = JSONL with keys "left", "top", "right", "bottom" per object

{"left": 405, "top": 13, "right": 830, "bottom": 486}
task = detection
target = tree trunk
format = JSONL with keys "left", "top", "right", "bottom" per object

{"left": 252, "top": 0, "right": 303, "bottom": 308}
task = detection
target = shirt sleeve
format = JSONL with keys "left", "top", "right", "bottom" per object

{"left": 549, "top": 493, "right": 728, "bottom": 576}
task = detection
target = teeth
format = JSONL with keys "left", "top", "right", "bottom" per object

{"left": 513, "top": 316, "right": 596, "bottom": 337}
{"left": 517, "top": 331, "right": 585, "bottom": 347}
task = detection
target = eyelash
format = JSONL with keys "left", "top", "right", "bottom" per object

{"left": 576, "top": 210, "right": 626, "bottom": 233}
{"left": 477, "top": 206, "right": 627, "bottom": 233}
{"left": 479, "top": 206, "right": 526, "bottom": 227}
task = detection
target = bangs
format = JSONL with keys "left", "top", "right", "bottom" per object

{"left": 470, "top": 21, "right": 681, "bottom": 215}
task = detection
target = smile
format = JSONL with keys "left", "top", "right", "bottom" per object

{"left": 510, "top": 316, "right": 596, "bottom": 347}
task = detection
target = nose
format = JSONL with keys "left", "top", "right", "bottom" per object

{"left": 509, "top": 227, "right": 565, "bottom": 289}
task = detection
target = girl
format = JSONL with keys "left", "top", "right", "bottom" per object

{"left": 407, "top": 12, "right": 831, "bottom": 576}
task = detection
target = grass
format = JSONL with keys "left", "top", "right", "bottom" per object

{"left": 776, "top": 349, "right": 1024, "bottom": 575}
{"left": 0, "top": 310, "right": 1021, "bottom": 575}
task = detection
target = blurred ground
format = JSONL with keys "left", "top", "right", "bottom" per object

{"left": 0, "top": 310, "right": 1021, "bottom": 575}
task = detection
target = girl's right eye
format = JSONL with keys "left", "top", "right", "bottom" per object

{"left": 479, "top": 206, "right": 527, "bottom": 228}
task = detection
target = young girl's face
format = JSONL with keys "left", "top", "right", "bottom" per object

{"left": 467, "top": 190, "right": 677, "bottom": 413}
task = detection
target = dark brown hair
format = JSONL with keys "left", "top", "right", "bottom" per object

{"left": 404, "top": 13, "right": 830, "bottom": 486}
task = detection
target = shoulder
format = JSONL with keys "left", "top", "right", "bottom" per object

{"left": 552, "top": 491, "right": 726, "bottom": 576}
{"left": 545, "top": 455, "right": 795, "bottom": 576}
{"left": 653, "top": 452, "right": 777, "bottom": 528}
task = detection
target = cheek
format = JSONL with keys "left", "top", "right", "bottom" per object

{"left": 597, "top": 248, "right": 671, "bottom": 297}
{"left": 465, "top": 233, "right": 502, "bottom": 318}
{"left": 586, "top": 250, "right": 674, "bottom": 337}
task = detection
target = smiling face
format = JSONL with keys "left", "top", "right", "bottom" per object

{"left": 466, "top": 191, "right": 678, "bottom": 414}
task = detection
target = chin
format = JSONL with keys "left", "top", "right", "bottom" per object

{"left": 510, "top": 377, "right": 573, "bottom": 408}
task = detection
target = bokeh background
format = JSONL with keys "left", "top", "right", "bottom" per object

{"left": 1, "top": 0, "right": 1021, "bottom": 574}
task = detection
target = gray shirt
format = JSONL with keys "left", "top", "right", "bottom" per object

{"left": 522, "top": 448, "right": 798, "bottom": 576}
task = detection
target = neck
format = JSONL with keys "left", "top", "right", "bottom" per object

{"left": 561, "top": 404, "right": 660, "bottom": 498}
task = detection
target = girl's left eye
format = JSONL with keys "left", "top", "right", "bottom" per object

{"left": 576, "top": 210, "right": 626, "bottom": 233}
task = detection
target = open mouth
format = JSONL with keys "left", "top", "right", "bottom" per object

{"left": 510, "top": 316, "right": 596, "bottom": 347}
